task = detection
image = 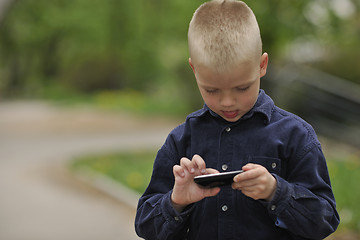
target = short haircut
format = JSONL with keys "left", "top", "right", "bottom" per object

{"left": 188, "top": 0, "right": 262, "bottom": 72}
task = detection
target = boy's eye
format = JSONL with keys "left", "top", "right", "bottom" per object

{"left": 236, "top": 86, "right": 249, "bottom": 92}
{"left": 205, "top": 89, "right": 218, "bottom": 94}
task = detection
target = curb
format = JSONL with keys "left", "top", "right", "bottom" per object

{"left": 71, "top": 166, "right": 141, "bottom": 210}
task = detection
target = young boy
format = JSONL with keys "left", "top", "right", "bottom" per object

{"left": 135, "top": 0, "right": 340, "bottom": 239}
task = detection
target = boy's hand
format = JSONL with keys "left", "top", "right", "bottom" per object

{"left": 232, "top": 163, "right": 277, "bottom": 201}
{"left": 171, "top": 155, "right": 221, "bottom": 212}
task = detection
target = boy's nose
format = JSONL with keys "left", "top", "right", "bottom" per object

{"left": 220, "top": 94, "right": 235, "bottom": 107}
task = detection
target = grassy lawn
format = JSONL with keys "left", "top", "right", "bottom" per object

{"left": 71, "top": 150, "right": 157, "bottom": 194}
{"left": 327, "top": 159, "right": 360, "bottom": 233}
{"left": 70, "top": 150, "right": 360, "bottom": 234}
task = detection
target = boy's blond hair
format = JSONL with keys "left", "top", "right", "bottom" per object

{"left": 188, "top": 0, "right": 262, "bottom": 72}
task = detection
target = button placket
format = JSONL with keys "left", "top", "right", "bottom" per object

{"left": 221, "top": 164, "right": 228, "bottom": 171}
{"left": 271, "top": 162, "right": 277, "bottom": 169}
{"left": 222, "top": 127, "right": 232, "bottom": 172}
{"left": 221, "top": 205, "right": 228, "bottom": 212}
{"left": 271, "top": 205, "right": 276, "bottom": 211}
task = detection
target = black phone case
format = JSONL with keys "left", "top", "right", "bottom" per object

{"left": 194, "top": 170, "right": 244, "bottom": 188}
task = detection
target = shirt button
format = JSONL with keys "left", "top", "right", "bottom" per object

{"left": 174, "top": 216, "right": 180, "bottom": 221}
{"left": 271, "top": 205, "right": 276, "bottom": 211}
{"left": 271, "top": 163, "right": 277, "bottom": 169}
{"left": 222, "top": 164, "right": 228, "bottom": 171}
{"left": 221, "top": 205, "right": 228, "bottom": 212}
{"left": 225, "top": 127, "right": 231, "bottom": 132}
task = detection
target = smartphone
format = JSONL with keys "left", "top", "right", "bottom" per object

{"left": 194, "top": 170, "right": 244, "bottom": 188}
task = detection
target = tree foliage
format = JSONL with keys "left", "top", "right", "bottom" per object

{"left": 0, "top": 0, "right": 359, "bottom": 103}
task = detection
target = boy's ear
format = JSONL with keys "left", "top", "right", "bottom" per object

{"left": 189, "top": 58, "right": 196, "bottom": 74}
{"left": 260, "top": 53, "right": 269, "bottom": 78}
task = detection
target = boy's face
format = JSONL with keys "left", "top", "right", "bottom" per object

{"left": 190, "top": 53, "right": 268, "bottom": 122}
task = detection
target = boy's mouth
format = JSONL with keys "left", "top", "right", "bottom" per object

{"left": 222, "top": 111, "right": 239, "bottom": 119}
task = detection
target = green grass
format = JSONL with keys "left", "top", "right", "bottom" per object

{"left": 71, "top": 150, "right": 360, "bottom": 233}
{"left": 71, "top": 150, "right": 157, "bottom": 194}
{"left": 327, "top": 159, "right": 360, "bottom": 233}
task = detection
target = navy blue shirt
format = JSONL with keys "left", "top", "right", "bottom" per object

{"left": 135, "top": 90, "right": 339, "bottom": 240}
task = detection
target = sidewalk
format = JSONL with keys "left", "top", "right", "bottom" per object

{"left": 0, "top": 101, "right": 179, "bottom": 240}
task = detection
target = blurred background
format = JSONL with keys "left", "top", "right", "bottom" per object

{"left": 0, "top": 0, "right": 359, "bottom": 239}
{"left": 1, "top": 0, "right": 360, "bottom": 144}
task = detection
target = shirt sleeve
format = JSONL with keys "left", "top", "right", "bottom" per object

{"left": 135, "top": 135, "right": 194, "bottom": 240}
{"left": 263, "top": 142, "right": 340, "bottom": 239}
{"left": 135, "top": 190, "right": 194, "bottom": 240}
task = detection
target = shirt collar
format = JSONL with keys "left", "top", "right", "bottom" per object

{"left": 189, "top": 89, "right": 274, "bottom": 124}
{"left": 247, "top": 89, "right": 274, "bottom": 124}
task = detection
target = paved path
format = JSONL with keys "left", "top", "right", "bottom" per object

{"left": 0, "top": 101, "right": 179, "bottom": 240}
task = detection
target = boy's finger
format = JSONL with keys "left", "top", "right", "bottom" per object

{"left": 192, "top": 155, "right": 207, "bottom": 173}
{"left": 234, "top": 170, "right": 255, "bottom": 182}
{"left": 242, "top": 163, "right": 258, "bottom": 171}
{"left": 180, "top": 157, "right": 196, "bottom": 174}
{"left": 235, "top": 164, "right": 266, "bottom": 182}
{"left": 205, "top": 168, "right": 219, "bottom": 174}
{"left": 173, "top": 165, "right": 185, "bottom": 178}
